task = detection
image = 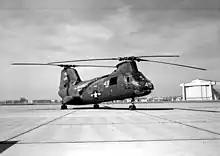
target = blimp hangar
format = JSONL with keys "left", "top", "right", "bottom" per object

{"left": 180, "top": 79, "right": 220, "bottom": 101}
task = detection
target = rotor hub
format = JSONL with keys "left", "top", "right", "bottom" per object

{"left": 118, "top": 56, "right": 141, "bottom": 62}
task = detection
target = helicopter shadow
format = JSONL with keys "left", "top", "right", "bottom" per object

{"left": 30, "top": 106, "right": 174, "bottom": 111}
{"left": 71, "top": 106, "right": 174, "bottom": 111}
{"left": 0, "top": 141, "right": 18, "bottom": 154}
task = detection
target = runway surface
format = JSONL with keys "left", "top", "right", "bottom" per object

{"left": 0, "top": 102, "right": 220, "bottom": 156}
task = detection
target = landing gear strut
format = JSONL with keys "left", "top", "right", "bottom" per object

{"left": 129, "top": 98, "right": 136, "bottom": 110}
{"left": 93, "top": 104, "right": 99, "bottom": 109}
{"left": 61, "top": 104, "right": 68, "bottom": 110}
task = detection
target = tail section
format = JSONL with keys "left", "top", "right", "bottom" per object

{"left": 58, "top": 68, "right": 82, "bottom": 102}
{"left": 59, "top": 68, "right": 81, "bottom": 89}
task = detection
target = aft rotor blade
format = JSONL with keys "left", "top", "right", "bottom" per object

{"left": 48, "top": 55, "right": 179, "bottom": 64}
{"left": 12, "top": 63, "right": 115, "bottom": 68}
{"left": 49, "top": 58, "right": 118, "bottom": 64}
{"left": 139, "top": 59, "right": 206, "bottom": 71}
{"left": 12, "top": 63, "right": 58, "bottom": 66}
{"left": 72, "top": 65, "right": 116, "bottom": 68}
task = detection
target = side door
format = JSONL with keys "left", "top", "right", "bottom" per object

{"left": 107, "top": 76, "right": 119, "bottom": 100}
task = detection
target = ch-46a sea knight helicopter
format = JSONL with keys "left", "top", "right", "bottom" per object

{"left": 12, "top": 55, "right": 206, "bottom": 110}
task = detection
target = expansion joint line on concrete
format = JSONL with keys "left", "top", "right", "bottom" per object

{"left": 13, "top": 138, "right": 220, "bottom": 144}
{"left": 2, "top": 110, "right": 76, "bottom": 143}
{"left": 135, "top": 111, "right": 220, "bottom": 136}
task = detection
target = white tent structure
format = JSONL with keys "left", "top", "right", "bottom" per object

{"left": 180, "top": 79, "right": 220, "bottom": 101}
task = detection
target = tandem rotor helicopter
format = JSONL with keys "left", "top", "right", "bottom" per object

{"left": 12, "top": 55, "right": 206, "bottom": 110}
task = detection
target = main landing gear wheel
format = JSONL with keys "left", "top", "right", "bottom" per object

{"left": 129, "top": 105, "right": 136, "bottom": 110}
{"left": 61, "top": 104, "right": 68, "bottom": 110}
{"left": 93, "top": 104, "right": 99, "bottom": 109}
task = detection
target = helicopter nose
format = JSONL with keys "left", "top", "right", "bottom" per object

{"left": 145, "top": 82, "right": 154, "bottom": 90}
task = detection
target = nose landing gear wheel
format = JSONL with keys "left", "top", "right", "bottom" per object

{"left": 129, "top": 97, "right": 136, "bottom": 110}
{"left": 93, "top": 104, "right": 99, "bottom": 109}
{"left": 61, "top": 104, "right": 68, "bottom": 110}
{"left": 129, "top": 105, "right": 136, "bottom": 110}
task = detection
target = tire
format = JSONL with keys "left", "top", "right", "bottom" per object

{"left": 93, "top": 104, "right": 99, "bottom": 109}
{"left": 129, "top": 105, "right": 136, "bottom": 110}
{"left": 61, "top": 105, "right": 67, "bottom": 110}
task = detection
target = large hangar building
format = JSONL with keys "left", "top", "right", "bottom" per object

{"left": 180, "top": 79, "right": 220, "bottom": 101}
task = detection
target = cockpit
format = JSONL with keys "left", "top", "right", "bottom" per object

{"left": 132, "top": 73, "right": 150, "bottom": 82}
{"left": 125, "top": 72, "right": 150, "bottom": 83}
{"left": 124, "top": 72, "right": 154, "bottom": 96}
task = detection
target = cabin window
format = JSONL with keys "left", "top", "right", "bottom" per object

{"left": 109, "top": 77, "right": 117, "bottom": 85}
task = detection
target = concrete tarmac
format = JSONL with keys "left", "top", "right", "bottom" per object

{"left": 0, "top": 102, "right": 220, "bottom": 156}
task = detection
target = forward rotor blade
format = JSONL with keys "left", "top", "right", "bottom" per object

{"left": 48, "top": 55, "right": 179, "bottom": 64}
{"left": 136, "top": 55, "right": 179, "bottom": 58}
{"left": 139, "top": 59, "right": 206, "bottom": 71}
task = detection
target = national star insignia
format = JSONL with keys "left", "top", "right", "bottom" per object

{"left": 91, "top": 90, "right": 101, "bottom": 99}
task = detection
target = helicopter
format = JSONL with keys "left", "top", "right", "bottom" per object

{"left": 12, "top": 55, "right": 206, "bottom": 110}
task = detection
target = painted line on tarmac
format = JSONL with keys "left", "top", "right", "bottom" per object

{"left": 16, "top": 137, "right": 220, "bottom": 144}
{"left": 1, "top": 110, "right": 76, "bottom": 143}
{"left": 135, "top": 111, "right": 220, "bottom": 136}
{"left": 175, "top": 108, "right": 220, "bottom": 113}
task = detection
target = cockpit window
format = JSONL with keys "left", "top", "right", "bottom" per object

{"left": 133, "top": 73, "right": 149, "bottom": 81}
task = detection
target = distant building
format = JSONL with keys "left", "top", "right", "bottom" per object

{"left": 20, "top": 97, "right": 28, "bottom": 103}
{"left": 32, "top": 100, "right": 52, "bottom": 104}
{"left": 0, "top": 101, "right": 6, "bottom": 104}
{"left": 180, "top": 79, "right": 220, "bottom": 101}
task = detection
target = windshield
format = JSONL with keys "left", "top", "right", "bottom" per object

{"left": 133, "top": 73, "right": 150, "bottom": 82}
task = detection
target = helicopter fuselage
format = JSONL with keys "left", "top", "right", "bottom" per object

{"left": 58, "top": 61, "right": 154, "bottom": 105}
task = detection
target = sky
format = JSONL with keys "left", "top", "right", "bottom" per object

{"left": 0, "top": 0, "right": 220, "bottom": 100}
